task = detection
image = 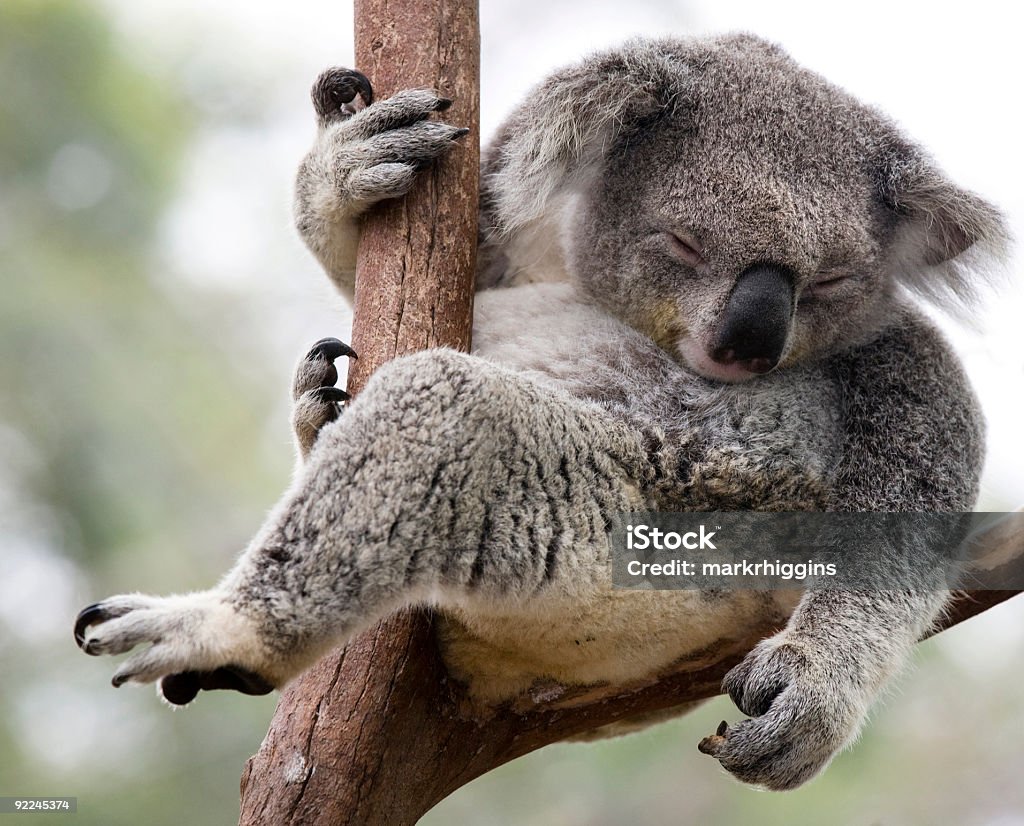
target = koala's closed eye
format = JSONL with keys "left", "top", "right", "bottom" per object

{"left": 663, "top": 230, "right": 707, "bottom": 269}
{"left": 800, "top": 268, "right": 855, "bottom": 301}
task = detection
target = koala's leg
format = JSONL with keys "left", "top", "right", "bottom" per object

{"left": 290, "top": 337, "right": 356, "bottom": 460}
{"left": 75, "top": 350, "right": 658, "bottom": 704}
{"left": 294, "top": 68, "right": 469, "bottom": 299}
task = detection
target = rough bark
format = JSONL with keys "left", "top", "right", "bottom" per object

{"left": 344, "top": 0, "right": 479, "bottom": 389}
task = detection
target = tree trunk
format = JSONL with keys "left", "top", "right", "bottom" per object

{"left": 238, "top": 1, "right": 480, "bottom": 823}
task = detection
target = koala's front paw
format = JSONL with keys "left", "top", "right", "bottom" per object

{"left": 73, "top": 593, "right": 275, "bottom": 706}
{"left": 698, "top": 636, "right": 864, "bottom": 790}
{"left": 292, "top": 337, "right": 357, "bottom": 459}
{"left": 299, "top": 68, "right": 469, "bottom": 218}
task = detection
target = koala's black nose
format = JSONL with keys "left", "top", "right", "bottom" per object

{"left": 711, "top": 263, "right": 794, "bottom": 374}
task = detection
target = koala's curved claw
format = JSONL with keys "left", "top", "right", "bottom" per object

{"left": 314, "top": 386, "right": 351, "bottom": 403}
{"left": 306, "top": 337, "right": 358, "bottom": 363}
{"left": 74, "top": 601, "right": 136, "bottom": 650}
{"left": 697, "top": 720, "right": 730, "bottom": 755}
{"left": 111, "top": 670, "right": 132, "bottom": 688}
{"left": 312, "top": 67, "right": 373, "bottom": 123}
{"left": 159, "top": 666, "right": 274, "bottom": 706}
{"left": 292, "top": 337, "right": 358, "bottom": 457}
{"left": 293, "top": 337, "right": 356, "bottom": 401}
{"left": 74, "top": 603, "right": 105, "bottom": 648}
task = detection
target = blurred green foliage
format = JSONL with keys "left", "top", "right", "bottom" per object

{"left": 0, "top": 3, "right": 283, "bottom": 823}
{"left": 0, "top": 0, "right": 286, "bottom": 572}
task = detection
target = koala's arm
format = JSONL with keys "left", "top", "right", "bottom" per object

{"left": 703, "top": 313, "right": 984, "bottom": 790}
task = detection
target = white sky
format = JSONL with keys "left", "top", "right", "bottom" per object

{"left": 100, "top": 0, "right": 1024, "bottom": 505}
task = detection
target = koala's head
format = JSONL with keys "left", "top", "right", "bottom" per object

{"left": 488, "top": 34, "right": 1007, "bottom": 382}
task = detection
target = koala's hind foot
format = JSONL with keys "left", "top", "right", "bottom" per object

{"left": 74, "top": 593, "right": 280, "bottom": 705}
{"left": 292, "top": 337, "right": 356, "bottom": 459}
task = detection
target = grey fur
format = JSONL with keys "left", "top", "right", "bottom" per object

{"left": 76, "top": 34, "right": 1007, "bottom": 791}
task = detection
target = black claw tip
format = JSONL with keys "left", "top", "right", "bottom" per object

{"left": 111, "top": 673, "right": 130, "bottom": 688}
{"left": 314, "top": 386, "right": 351, "bottom": 404}
{"left": 436, "top": 97, "right": 453, "bottom": 111}
{"left": 74, "top": 603, "right": 107, "bottom": 648}
{"left": 453, "top": 127, "right": 470, "bottom": 139}
{"left": 307, "top": 337, "right": 357, "bottom": 362}
{"left": 312, "top": 68, "right": 373, "bottom": 122}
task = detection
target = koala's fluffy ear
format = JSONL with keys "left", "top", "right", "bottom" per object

{"left": 879, "top": 137, "right": 1009, "bottom": 310}
{"left": 484, "top": 40, "right": 691, "bottom": 236}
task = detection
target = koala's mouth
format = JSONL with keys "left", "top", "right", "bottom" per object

{"left": 676, "top": 337, "right": 773, "bottom": 383}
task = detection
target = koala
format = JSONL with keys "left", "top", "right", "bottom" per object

{"left": 75, "top": 34, "right": 1007, "bottom": 790}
